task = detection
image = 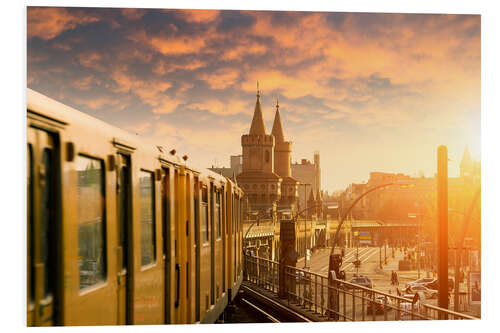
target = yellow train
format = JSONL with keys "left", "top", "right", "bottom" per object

{"left": 27, "top": 88, "right": 244, "bottom": 326}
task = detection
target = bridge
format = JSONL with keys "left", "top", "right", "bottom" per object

{"left": 239, "top": 254, "right": 478, "bottom": 322}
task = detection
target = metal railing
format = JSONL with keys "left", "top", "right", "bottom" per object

{"left": 243, "top": 254, "right": 478, "bottom": 321}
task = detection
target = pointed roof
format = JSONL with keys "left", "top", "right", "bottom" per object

{"left": 316, "top": 189, "right": 322, "bottom": 202}
{"left": 460, "top": 145, "right": 472, "bottom": 169}
{"left": 271, "top": 96, "right": 285, "bottom": 143}
{"left": 231, "top": 171, "right": 238, "bottom": 185}
{"left": 308, "top": 188, "right": 316, "bottom": 202}
{"left": 249, "top": 83, "right": 267, "bottom": 135}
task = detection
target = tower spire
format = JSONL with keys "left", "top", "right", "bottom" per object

{"left": 271, "top": 95, "right": 285, "bottom": 143}
{"left": 249, "top": 80, "right": 266, "bottom": 135}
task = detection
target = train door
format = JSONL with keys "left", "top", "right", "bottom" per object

{"left": 27, "top": 127, "right": 59, "bottom": 326}
{"left": 210, "top": 183, "right": 215, "bottom": 305}
{"left": 194, "top": 178, "right": 200, "bottom": 322}
{"left": 161, "top": 167, "right": 171, "bottom": 323}
{"left": 221, "top": 187, "right": 225, "bottom": 294}
{"left": 116, "top": 153, "right": 131, "bottom": 324}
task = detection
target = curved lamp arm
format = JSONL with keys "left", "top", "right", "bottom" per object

{"left": 329, "top": 181, "right": 414, "bottom": 258}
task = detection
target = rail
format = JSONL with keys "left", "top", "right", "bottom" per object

{"left": 243, "top": 254, "right": 478, "bottom": 321}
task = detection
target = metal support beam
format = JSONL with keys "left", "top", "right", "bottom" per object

{"left": 437, "top": 145, "right": 449, "bottom": 316}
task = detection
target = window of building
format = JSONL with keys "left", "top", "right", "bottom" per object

{"left": 140, "top": 170, "right": 156, "bottom": 266}
{"left": 76, "top": 155, "right": 106, "bottom": 289}
{"left": 265, "top": 150, "right": 270, "bottom": 163}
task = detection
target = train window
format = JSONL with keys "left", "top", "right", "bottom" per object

{"left": 162, "top": 168, "right": 170, "bottom": 258}
{"left": 215, "top": 190, "right": 221, "bottom": 239}
{"left": 41, "top": 148, "right": 56, "bottom": 297}
{"left": 222, "top": 187, "right": 226, "bottom": 235}
{"left": 140, "top": 170, "right": 156, "bottom": 267}
{"left": 27, "top": 145, "right": 34, "bottom": 302}
{"left": 194, "top": 179, "right": 199, "bottom": 245}
{"left": 201, "top": 186, "right": 208, "bottom": 243}
{"left": 232, "top": 194, "right": 236, "bottom": 235}
{"left": 76, "top": 155, "right": 106, "bottom": 290}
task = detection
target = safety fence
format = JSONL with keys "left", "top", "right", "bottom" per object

{"left": 243, "top": 255, "right": 477, "bottom": 321}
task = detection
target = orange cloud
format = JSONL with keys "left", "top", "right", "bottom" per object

{"left": 221, "top": 41, "right": 267, "bottom": 61}
{"left": 27, "top": 7, "right": 99, "bottom": 40}
{"left": 242, "top": 70, "right": 326, "bottom": 99}
{"left": 153, "top": 59, "right": 205, "bottom": 75}
{"left": 73, "top": 75, "right": 101, "bottom": 91}
{"left": 76, "top": 51, "right": 107, "bottom": 72}
{"left": 121, "top": 8, "right": 146, "bottom": 21}
{"left": 190, "top": 98, "right": 249, "bottom": 116}
{"left": 200, "top": 68, "right": 240, "bottom": 90}
{"left": 111, "top": 70, "right": 178, "bottom": 113}
{"left": 150, "top": 36, "right": 206, "bottom": 55}
{"left": 178, "top": 9, "right": 220, "bottom": 23}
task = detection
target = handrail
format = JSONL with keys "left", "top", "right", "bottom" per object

{"left": 243, "top": 254, "right": 478, "bottom": 321}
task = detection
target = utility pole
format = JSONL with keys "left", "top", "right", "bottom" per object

{"left": 384, "top": 240, "right": 387, "bottom": 265}
{"left": 298, "top": 183, "right": 310, "bottom": 268}
{"left": 379, "top": 243, "right": 382, "bottom": 269}
{"left": 417, "top": 214, "right": 421, "bottom": 279}
{"left": 437, "top": 145, "right": 449, "bottom": 315}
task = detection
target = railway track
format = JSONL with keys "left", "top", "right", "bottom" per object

{"left": 239, "top": 285, "right": 313, "bottom": 322}
{"left": 240, "top": 298, "right": 280, "bottom": 323}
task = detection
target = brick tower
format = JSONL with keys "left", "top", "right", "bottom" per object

{"left": 271, "top": 97, "right": 298, "bottom": 213}
{"left": 237, "top": 85, "right": 281, "bottom": 216}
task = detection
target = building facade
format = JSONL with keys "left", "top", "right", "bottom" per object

{"left": 291, "top": 151, "right": 321, "bottom": 212}
{"left": 237, "top": 89, "right": 298, "bottom": 216}
{"left": 209, "top": 154, "right": 242, "bottom": 179}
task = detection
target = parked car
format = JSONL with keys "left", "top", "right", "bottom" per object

{"left": 348, "top": 275, "right": 373, "bottom": 289}
{"left": 406, "top": 277, "right": 435, "bottom": 288}
{"left": 425, "top": 278, "right": 454, "bottom": 292}
{"left": 404, "top": 285, "right": 438, "bottom": 299}
{"left": 367, "top": 295, "right": 392, "bottom": 315}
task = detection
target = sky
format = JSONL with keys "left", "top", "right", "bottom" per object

{"left": 27, "top": 7, "right": 481, "bottom": 191}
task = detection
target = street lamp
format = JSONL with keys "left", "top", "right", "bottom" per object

{"left": 448, "top": 187, "right": 481, "bottom": 312}
{"left": 290, "top": 202, "right": 325, "bottom": 268}
{"left": 297, "top": 183, "right": 311, "bottom": 266}
{"left": 408, "top": 212, "right": 424, "bottom": 279}
{"left": 326, "top": 180, "right": 416, "bottom": 320}
{"left": 328, "top": 180, "right": 416, "bottom": 270}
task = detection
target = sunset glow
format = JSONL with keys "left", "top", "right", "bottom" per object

{"left": 27, "top": 7, "right": 481, "bottom": 190}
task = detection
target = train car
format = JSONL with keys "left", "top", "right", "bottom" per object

{"left": 26, "top": 88, "right": 244, "bottom": 326}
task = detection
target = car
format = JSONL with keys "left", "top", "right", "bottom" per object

{"left": 404, "top": 285, "right": 438, "bottom": 299}
{"left": 348, "top": 275, "right": 373, "bottom": 289}
{"left": 425, "top": 278, "right": 454, "bottom": 292}
{"left": 406, "top": 277, "right": 435, "bottom": 288}
{"left": 367, "top": 295, "right": 392, "bottom": 315}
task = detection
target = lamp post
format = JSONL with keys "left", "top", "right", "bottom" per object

{"left": 328, "top": 180, "right": 416, "bottom": 267}
{"left": 448, "top": 187, "right": 481, "bottom": 312}
{"left": 290, "top": 203, "right": 324, "bottom": 269}
{"left": 326, "top": 180, "right": 415, "bottom": 320}
{"left": 408, "top": 212, "right": 424, "bottom": 279}
{"left": 297, "top": 183, "right": 311, "bottom": 267}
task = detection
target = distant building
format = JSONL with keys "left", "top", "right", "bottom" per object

{"left": 209, "top": 154, "right": 242, "bottom": 179}
{"left": 291, "top": 152, "right": 321, "bottom": 211}
{"left": 338, "top": 146, "right": 481, "bottom": 247}
{"left": 236, "top": 88, "right": 299, "bottom": 216}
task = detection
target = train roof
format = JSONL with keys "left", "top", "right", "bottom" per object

{"left": 27, "top": 88, "right": 238, "bottom": 188}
